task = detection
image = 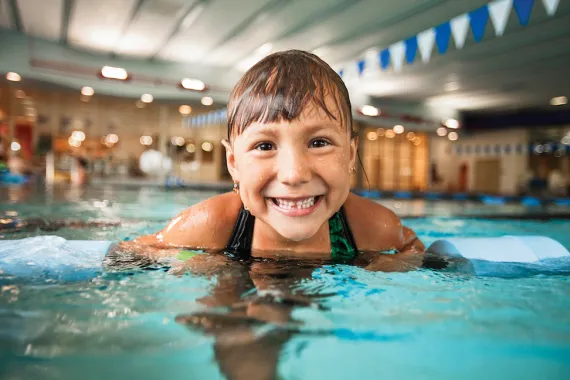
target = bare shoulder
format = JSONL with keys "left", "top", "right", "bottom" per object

{"left": 343, "top": 193, "right": 404, "bottom": 251}
{"left": 147, "top": 192, "right": 242, "bottom": 249}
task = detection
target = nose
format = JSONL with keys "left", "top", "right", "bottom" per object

{"left": 277, "top": 147, "right": 311, "bottom": 186}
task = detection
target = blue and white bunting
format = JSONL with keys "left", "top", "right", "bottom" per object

{"left": 380, "top": 48, "right": 391, "bottom": 71}
{"left": 450, "top": 13, "right": 470, "bottom": 49}
{"left": 405, "top": 36, "right": 418, "bottom": 64}
{"left": 389, "top": 41, "right": 406, "bottom": 72}
{"left": 435, "top": 22, "right": 452, "bottom": 54}
{"left": 469, "top": 6, "right": 490, "bottom": 43}
{"left": 340, "top": 0, "right": 560, "bottom": 78}
{"left": 542, "top": 0, "right": 560, "bottom": 15}
{"left": 489, "top": 0, "right": 513, "bottom": 36}
{"left": 514, "top": 0, "right": 535, "bottom": 26}
{"left": 417, "top": 28, "right": 436, "bottom": 62}
{"left": 363, "top": 49, "right": 377, "bottom": 74}
{"left": 357, "top": 59, "right": 365, "bottom": 75}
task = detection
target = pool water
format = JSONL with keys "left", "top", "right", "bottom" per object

{"left": 1, "top": 184, "right": 570, "bottom": 380}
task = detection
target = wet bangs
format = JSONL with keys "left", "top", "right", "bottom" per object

{"left": 227, "top": 50, "right": 352, "bottom": 140}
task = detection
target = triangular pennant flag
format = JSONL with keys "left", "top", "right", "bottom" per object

{"left": 405, "top": 36, "right": 418, "bottom": 64}
{"left": 389, "top": 41, "right": 406, "bottom": 72}
{"left": 541, "top": 0, "right": 559, "bottom": 15}
{"left": 435, "top": 22, "right": 452, "bottom": 54}
{"left": 417, "top": 28, "right": 435, "bottom": 62}
{"left": 514, "top": 0, "right": 534, "bottom": 26}
{"left": 364, "top": 49, "right": 380, "bottom": 76}
{"left": 469, "top": 5, "right": 490, "bottom": 42}
{"left": 357, "top": 59, "right": 365, "bottom": 75}
{"left": 489, "top": 0, "right": 513, "bottom": 36}
{"left": 450, "top": 13, "right": 470, "bottom": 48}
{"left": 379, "top": 48, "right": 391, "bottom": 70}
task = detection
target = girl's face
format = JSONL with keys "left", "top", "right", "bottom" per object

{"left": 223, "top": 97, "right": 357, "bottom": 243}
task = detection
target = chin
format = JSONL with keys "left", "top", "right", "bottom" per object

{"left": 274, "top": 224, "right": 321, "bottom": 243}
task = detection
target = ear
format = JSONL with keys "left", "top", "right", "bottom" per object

{"left": 221, "top": 139, "right": 239, "bottom": 182}
{"left": 349, "top": 135, "right": 358, "bottom": 169}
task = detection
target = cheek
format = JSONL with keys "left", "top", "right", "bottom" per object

{"left": 237, "top": 156, "right": 272, "bottom": 188}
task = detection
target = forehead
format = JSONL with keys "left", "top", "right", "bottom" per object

{"left": 297, "top": 94, "right": 344, "bottom": 125}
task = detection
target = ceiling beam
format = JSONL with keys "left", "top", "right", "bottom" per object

{"left": 206, "top": 0, "right": 291, "bottom": 55}
{"left": 229, "top": 0, "right": 363, "bottom": 65}
{"left": 277, "top": 0, "right": 363, "bottom": 41}
{"left": 60, "top": 0, "right": 74, "bottom": 45}
{"left": 8, "top": 0, "right": 22, "bottom": 32}
{"left": 110, "top": 0, "right": 146, "bottom": 57}
{"left": 149, "top": 0, "right": 209, "bottom": 61}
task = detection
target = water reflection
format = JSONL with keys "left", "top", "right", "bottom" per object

{"left": 173, "top": 255, "right": 324, "bottom": 380}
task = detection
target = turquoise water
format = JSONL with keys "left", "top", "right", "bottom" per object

{"left": 1, "top": 184, "right": 570, "bottom": 380}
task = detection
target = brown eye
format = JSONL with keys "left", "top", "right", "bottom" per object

{"left": 255, "top": 142, "right": 274, "bottom": 151}
{"left": 310, "top": 139, "right": 331, "bottom": 148}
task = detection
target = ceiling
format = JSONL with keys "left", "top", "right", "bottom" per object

{"left": 0, "top": 0, "right": 569, "bottom": 118}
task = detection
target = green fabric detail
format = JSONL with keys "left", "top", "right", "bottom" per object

{"left": 176, "top": 249, "right": 200, "bottom": 261}
{"left": 329, "top": 212, "right": 357, "bottom": 263}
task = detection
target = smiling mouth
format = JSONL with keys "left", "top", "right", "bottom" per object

{"left": 269, "top": 196, "right": 322, "bottom": 210}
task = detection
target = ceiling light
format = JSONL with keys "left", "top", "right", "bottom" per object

{"left": 550, "top": 96, "right": 568, "bottom": 106}
{"left": 385, "top": 130, "right": 396, "bottom": 138}
{"left": 202, "top": 141, "right": 213, "bottom": 152}
{"left": 562, "top": 135, "right": 570, "bottom": 145}
{"left": 393, "top": 125, "right": 404, "bottom": 134}
{"left": 171, "top": 136, "right": 185, "bottom": 146}
{"left": 257, "top": 43, "right": 272, "bottom": 55}
{"left": 186, "top": 143, "right": 196, "bottom": 153}
{"left": 100, "top": 66, "right": 129, "bottom": 80}
{"left": 140, "top": 135, "right": 153, "bottom": 146}
{"left": 180, "top": 4, "right": 205, "bottom": 29}
{"left": 71, "top": 131, "right": 86, "bottom": 141}
{"left": 407, "top": 132, "right": 415, "bottom": 140}
{"left": 106, "top": 134, "right": 119, "bottom": 144}
{"left": 445, "top": 118, "right": 460, "bottom": 129}
{"left": 201, "top": 96, "right": 213, "bottom": 106}
{"left": 179, "top": 105, "right": 192, "bottom": 115}
{"left": 68, "top": 137, "right": 81, "bottom": 147}
{"left": 181, "top": 78, "right": 206, "bottom": 91}
{"left": 135, "top": 100, "right": 145, "bottom": 108}
{"left": 412, "top": 137, "right": 421, "bottom": 145}
{"left": 376, "top": 128, "right": 385, "bottom": 136}
{"left": 361, "top": 105, "right": 379, "bottom": 117}
{"left": 141, "top": 94, "right": 153, "bottom": 103}
{"left": 6, "top": 72, "right": 21, "bottom": 82}
{"left": 448, "top": 131, "right": 459, "bottom": 141}
{"left": 436, "top": 127, "right": 448, "bottom": 136}
{"left": 367, "top": 131, "right": 378, "bottom": 141}
{"left": 81, "top": 86, "right": 94, "bottom": 96}
{"left": 10, "top": 141, "right": 21, "bottom": 151}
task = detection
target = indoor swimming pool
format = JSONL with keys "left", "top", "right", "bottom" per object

{"left": 1, "top": 184, "right": 569, "bottom": 380}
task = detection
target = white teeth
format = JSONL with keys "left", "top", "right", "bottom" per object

{"left": 274, "top": 197, "right": 316, "bottom": 210}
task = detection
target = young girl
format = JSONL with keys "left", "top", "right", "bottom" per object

{"left": 112, "top": 50, "right": 424, "bottom": 271}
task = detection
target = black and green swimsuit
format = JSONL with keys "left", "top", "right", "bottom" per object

{"left": 225, "top": 205, "right": 358, "bottom": 263}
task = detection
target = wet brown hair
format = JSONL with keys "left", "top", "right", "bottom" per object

{"left": 227, "top": 50, "right": 354, "bottom": 140}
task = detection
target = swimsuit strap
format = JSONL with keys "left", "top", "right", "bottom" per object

{"left": 328, "top": 206, "right": 359, "bottom": 263}
{"left": 226, "top": 205, "right": 255, "bottom": 260}
{"left": 225, "top": 205, "right": 358, "bottom": 261}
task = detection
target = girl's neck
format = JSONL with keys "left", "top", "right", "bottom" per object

{"left": 250, "top": 218, "right": 331, "bottom": 259}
